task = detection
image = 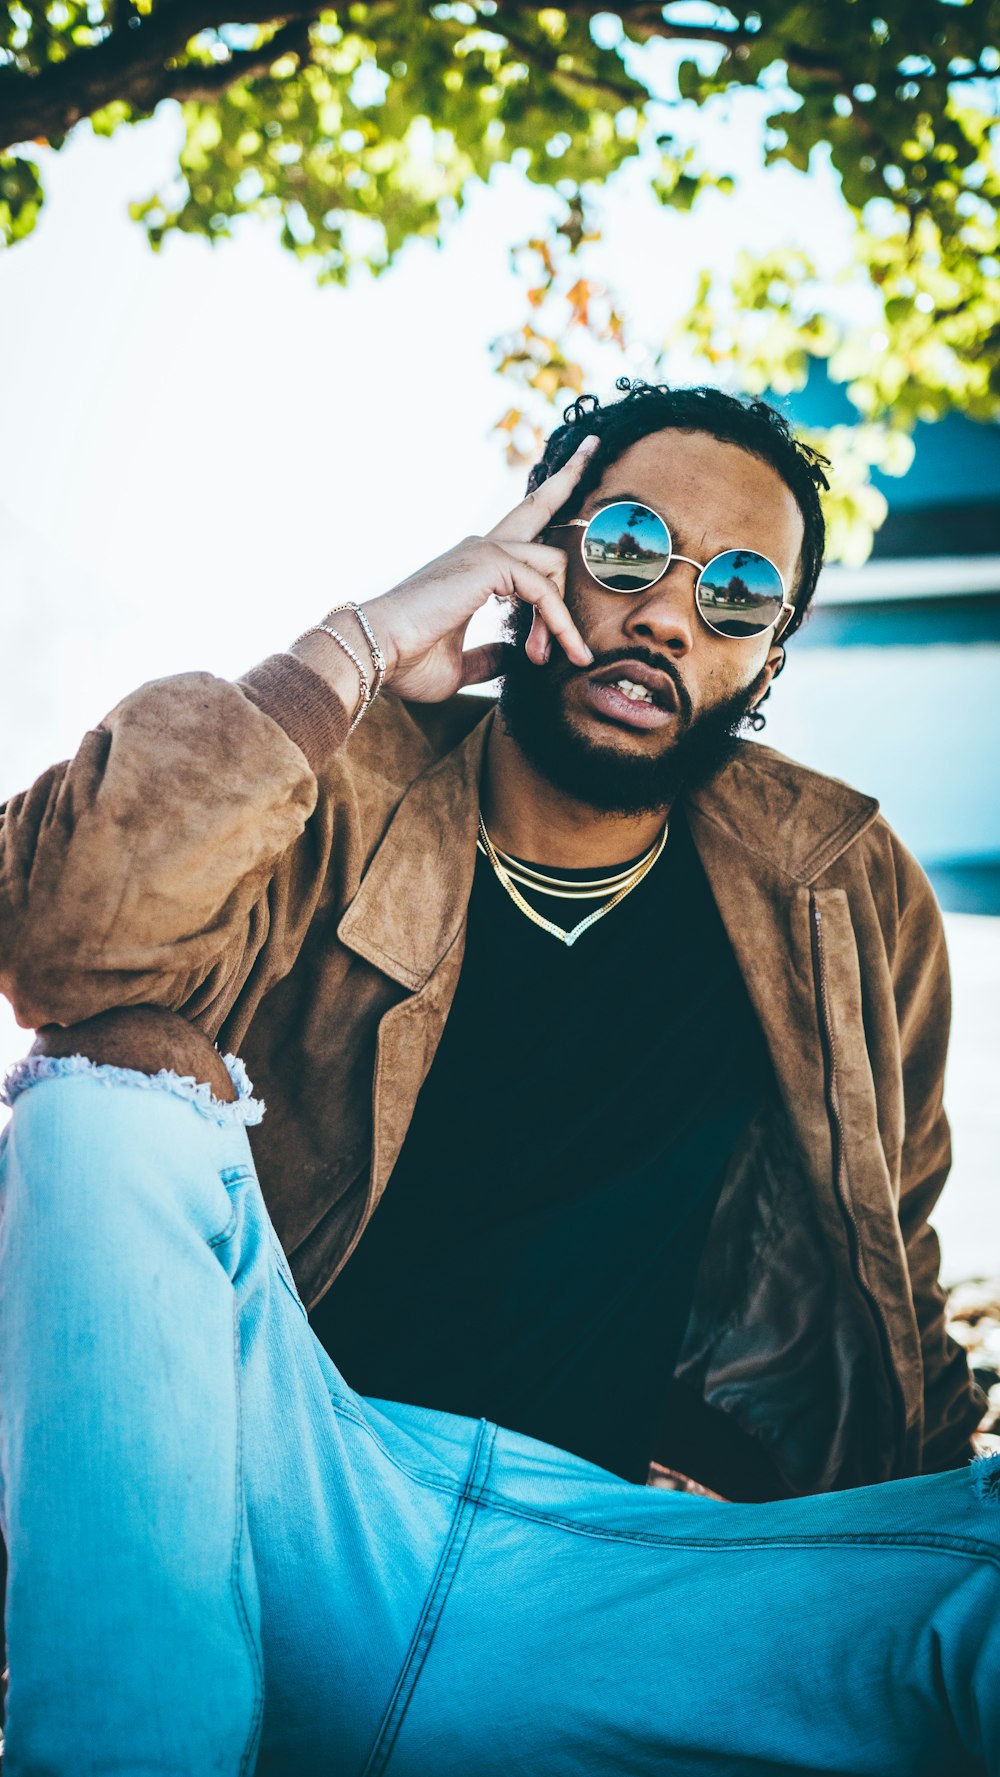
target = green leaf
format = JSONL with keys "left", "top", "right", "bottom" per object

{"left": 0, "top": 154, "right": 43, "bottom": 246}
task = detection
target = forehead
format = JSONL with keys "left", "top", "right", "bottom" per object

{"left": 584, "top": 427, "right": 805, "bottom": 576}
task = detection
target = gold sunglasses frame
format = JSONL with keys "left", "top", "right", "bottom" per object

{"left": 549, "top": 503, "right": 795, "bottom": 643}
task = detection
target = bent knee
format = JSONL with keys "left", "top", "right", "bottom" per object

{"left": 30, "top": 1007, "right": 238, "bottom": 1103}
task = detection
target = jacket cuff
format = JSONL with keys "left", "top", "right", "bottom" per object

{"left": 239, "top": 652, "right": 351, "bottom": 774}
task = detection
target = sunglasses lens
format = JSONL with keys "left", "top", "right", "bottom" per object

{"left": 582, "top": 502, "right": 670, "bottom": 592}
{"left": 697, "top": 550, "right": 785, "bottom": 637}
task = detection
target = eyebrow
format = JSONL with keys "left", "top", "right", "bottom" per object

{"left": 578, "top": 489, "right": 651, "bottom": 518}
{"left": 578, "top": 490, "right": 691, "bottom": 542}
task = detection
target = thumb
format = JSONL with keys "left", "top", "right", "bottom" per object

{"left": 458, "top": 641, "right": 515, "bottom": 687}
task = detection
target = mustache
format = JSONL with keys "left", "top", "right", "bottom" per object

{"left": 560, "top": 645, "right": 693, "bottom": 727}
{"left": 499, "top": 603, "right": 693, "bottom": 726}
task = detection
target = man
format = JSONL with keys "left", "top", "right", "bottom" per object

{"left": 1, "top": 381, "right": 984, "bottom": 1496}
{"left": 1, "top": 381, "right": 997, "bottom": 1773}
{"left": 2, "top": 380, "right": 990, "bottom": 1491}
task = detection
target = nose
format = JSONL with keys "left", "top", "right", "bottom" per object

{"left": 622, "top": 556, "right": 699, "bottom": 656}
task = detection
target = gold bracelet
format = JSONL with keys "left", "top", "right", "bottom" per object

{"left": 294, "top": 623, "right": 371, "bottom": 733}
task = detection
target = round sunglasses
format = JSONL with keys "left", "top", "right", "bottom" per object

{"left": 548, "top": 500, "right": 794, "bottom": 641}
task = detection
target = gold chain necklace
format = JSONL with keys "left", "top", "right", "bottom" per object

{"left": 484, "top": 840, "right": 652, "bottom": 901}
{"left": 477, "top": 816, "right": 668, "bottom": 947}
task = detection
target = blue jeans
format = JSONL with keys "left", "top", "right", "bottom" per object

{"left": 1, "top": 1056, "right": 998, "bottom": 1777}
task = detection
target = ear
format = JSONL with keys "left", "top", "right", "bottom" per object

{"left": 751, "top": 645, "right": 785, "bottom": 710}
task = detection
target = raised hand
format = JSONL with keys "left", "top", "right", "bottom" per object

{"left": 358, "top": 435, "right": 600, "bottom": 704}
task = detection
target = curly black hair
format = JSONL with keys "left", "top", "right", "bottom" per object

{"left": 526, "top": 380, "right": 830, "bottom": 713}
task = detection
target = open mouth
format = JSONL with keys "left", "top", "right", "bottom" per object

{"left": 582, "top": 667, "right": 680, "bottom": 732}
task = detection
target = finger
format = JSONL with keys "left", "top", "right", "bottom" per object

{"left": 487, "top": 433, "right": 600, "bottom": 547}
{"left": 458, "top": 641, "right": 515, "bottom": 687}
{"left": 503, "top": 539, "right": 569, "bottom": 583}
{"left": 526, "top": 606, "right": 552, "bottom": 666}
{"left": 502, "top": 556, "right": 593, "bottom": 668}
{"left": 502, "top": 542, "right": 566, "bottom": 664}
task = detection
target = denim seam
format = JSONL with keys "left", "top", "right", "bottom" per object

{"left": 468, "top": 1493, "right": 1000, "bottom": 1567}
{"left": 267, "top": 1228, "right": 310, "bottom": 1319}
{"left": 229, "top": 1293, "right": 265, "bottom": 1776}
{"left": 209, "top": 1167, "right": 257, "bottom": 1250}
{"left": 221, "top": 1166, "right": 256, "bottom": 1187}
{"left": 208, "top": 1206, "right": 239, "bottom": 1250}
{"left": 327, "top": 1398, "right": 1000, "bottom": 1568}
{"left": 210, "top": 1167, "right": 265, "bottom": 1769}
{"left": 362, "top": 1421, "right": 497, "bottom": 1777}
{"left": 329, "top": 1398, "right": 472, "bottom": 1497}
{"left": 219, "top": 1163, "right": 309, "bottom": 1319}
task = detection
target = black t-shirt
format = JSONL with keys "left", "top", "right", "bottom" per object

{"left": 312, "top": 809, "right": 771, "bottom": 1483}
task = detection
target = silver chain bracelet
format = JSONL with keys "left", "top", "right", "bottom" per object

{"left": 328, "top": 601, "right": 387, "bottom": 701}
{"left": 293, "top": 602, "right": 386, "bottom": 735}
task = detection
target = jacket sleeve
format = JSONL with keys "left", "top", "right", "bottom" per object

{"left": 0, "top": 653, "right": 350, "bottom": 1038}
{"left": 891, "top": 848, "right": 989, "bottom": 1470}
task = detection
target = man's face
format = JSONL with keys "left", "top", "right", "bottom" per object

{"left": 499, "top": 428, "right": 806, "bottom": 814}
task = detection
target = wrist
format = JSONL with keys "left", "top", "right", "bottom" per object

{"left": 291, "top": 607, "right": 376, "bottom": 730}
{"left": 358, "top": 595, "right": 400, "bottom": 685}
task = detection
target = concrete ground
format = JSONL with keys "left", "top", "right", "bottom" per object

{"left": 936, "top": 912, "right": 1000, "bottom": 1284}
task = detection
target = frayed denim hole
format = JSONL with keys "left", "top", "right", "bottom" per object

{"left": 1, "top": 1051, "right": 265, "bottom": 1129}
{"left": 972, "top": 1452, "right": 1000, "bottom": 1504}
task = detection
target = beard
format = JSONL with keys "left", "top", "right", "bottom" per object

{"left": 497, "top": 601, "right": 766, "bottom": 817}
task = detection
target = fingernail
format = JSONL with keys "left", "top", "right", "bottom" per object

{"left": 542, "top": 639, "right": 552, "bottom": 663}
{"left": 580, "top": 643, "right": 594, "bottom": 663}
{"left": 576, "top": 434, "right": 600, "bottom": 457}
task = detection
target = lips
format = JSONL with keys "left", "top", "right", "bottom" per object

{"left": 579, "top": 659, "right": 682, "bottom": 732}
{"left": 582, "top": 682, "right": 678, "bottom": 732}
{"left": 589, "top": 660, "right": 680, "bottom": 713}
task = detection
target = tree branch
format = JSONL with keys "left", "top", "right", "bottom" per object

{"left": 560, "top": 6, "right": 854, "bottom": 85}
{"left": 0, "top": 0, "right": 766, "bottom": 157}
{"left": 158, "top": 16, "right": 314, "bottom": 106}
{"left": 559, "top": 4, "right": 751, "bottom": 49}
{"left": 616, "top": 6, "right": 751, "bottom": 48}
{"left": 0, "top": 1, "right": 320, "bottom": 151}
{"left": 7, "top": 0, "right": 976, "bottom": 168}
{"left": 494, "top": 17, "right": 641, "bottom": 107}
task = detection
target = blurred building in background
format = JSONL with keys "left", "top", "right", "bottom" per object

{"left": 772, "top": 370, "right": 1000, "bottom": 917}
{"left": 758, "top": 372, "right": 1000, "bottom": 1281}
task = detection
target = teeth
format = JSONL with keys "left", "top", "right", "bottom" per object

{"left": 614, "top": 678, "right": 654, "bottom": 704}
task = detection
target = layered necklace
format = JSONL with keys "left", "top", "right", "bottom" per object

{"left": 477, "top": 814, "right": 668, "bottom": 948}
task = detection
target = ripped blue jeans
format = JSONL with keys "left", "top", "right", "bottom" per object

{"left": 0, "top": 1055, "right": 998, "bottom": 1777}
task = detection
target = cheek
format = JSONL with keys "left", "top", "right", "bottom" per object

{"left": 696, "top": 638, "right": 772, "bottom": 713}
{"left": 563, "top": 572, "right": 603, "bottom": 622}
{"left": 704, "top": 632, "right": 773, "bottom": 687}
{"left": 564, "top": 578, "right": 634, "bottom": 646}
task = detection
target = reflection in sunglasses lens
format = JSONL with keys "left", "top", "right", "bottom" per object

{"left": 580, "top": 508, "right": 784, "bottom": 636}
{"left": 583, "top": 502, "right": 670, "bottom": 592}
{"left": 696, "top": 549, "right": 784, "bottom": 637}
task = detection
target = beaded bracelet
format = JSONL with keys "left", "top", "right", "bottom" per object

{"left": 293, "top": 602, "right": 386, "bottom": 735}
{"left": 293, "top": 621, "right": 371, "bottom": 734}
{"left": 329, "top": 600, "right": 387, "bottom": 701}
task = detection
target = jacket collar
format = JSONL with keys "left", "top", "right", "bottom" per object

{"left": 337, "top": 710, "right": 490, "bottom": 991}
{"left": 686, "top": 742, "right": 880, "bottom": 885}
{"left": 338, "top": 707, "right": 880, "bottom": 990}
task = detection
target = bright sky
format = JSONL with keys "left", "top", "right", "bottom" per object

{"left": 0, "top": 60, "right": 857, "bottom": 799}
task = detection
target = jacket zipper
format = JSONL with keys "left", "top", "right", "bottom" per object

{"left": 810, "top": 894, "right": 908, "bottom": 1469}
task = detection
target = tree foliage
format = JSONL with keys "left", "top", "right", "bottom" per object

{"left": 2, "top": 2, "right": 998, "bottom": 558}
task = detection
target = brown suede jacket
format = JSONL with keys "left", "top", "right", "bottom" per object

{"left": 0, "top": 650, "right": 986, "bottom": 1498}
